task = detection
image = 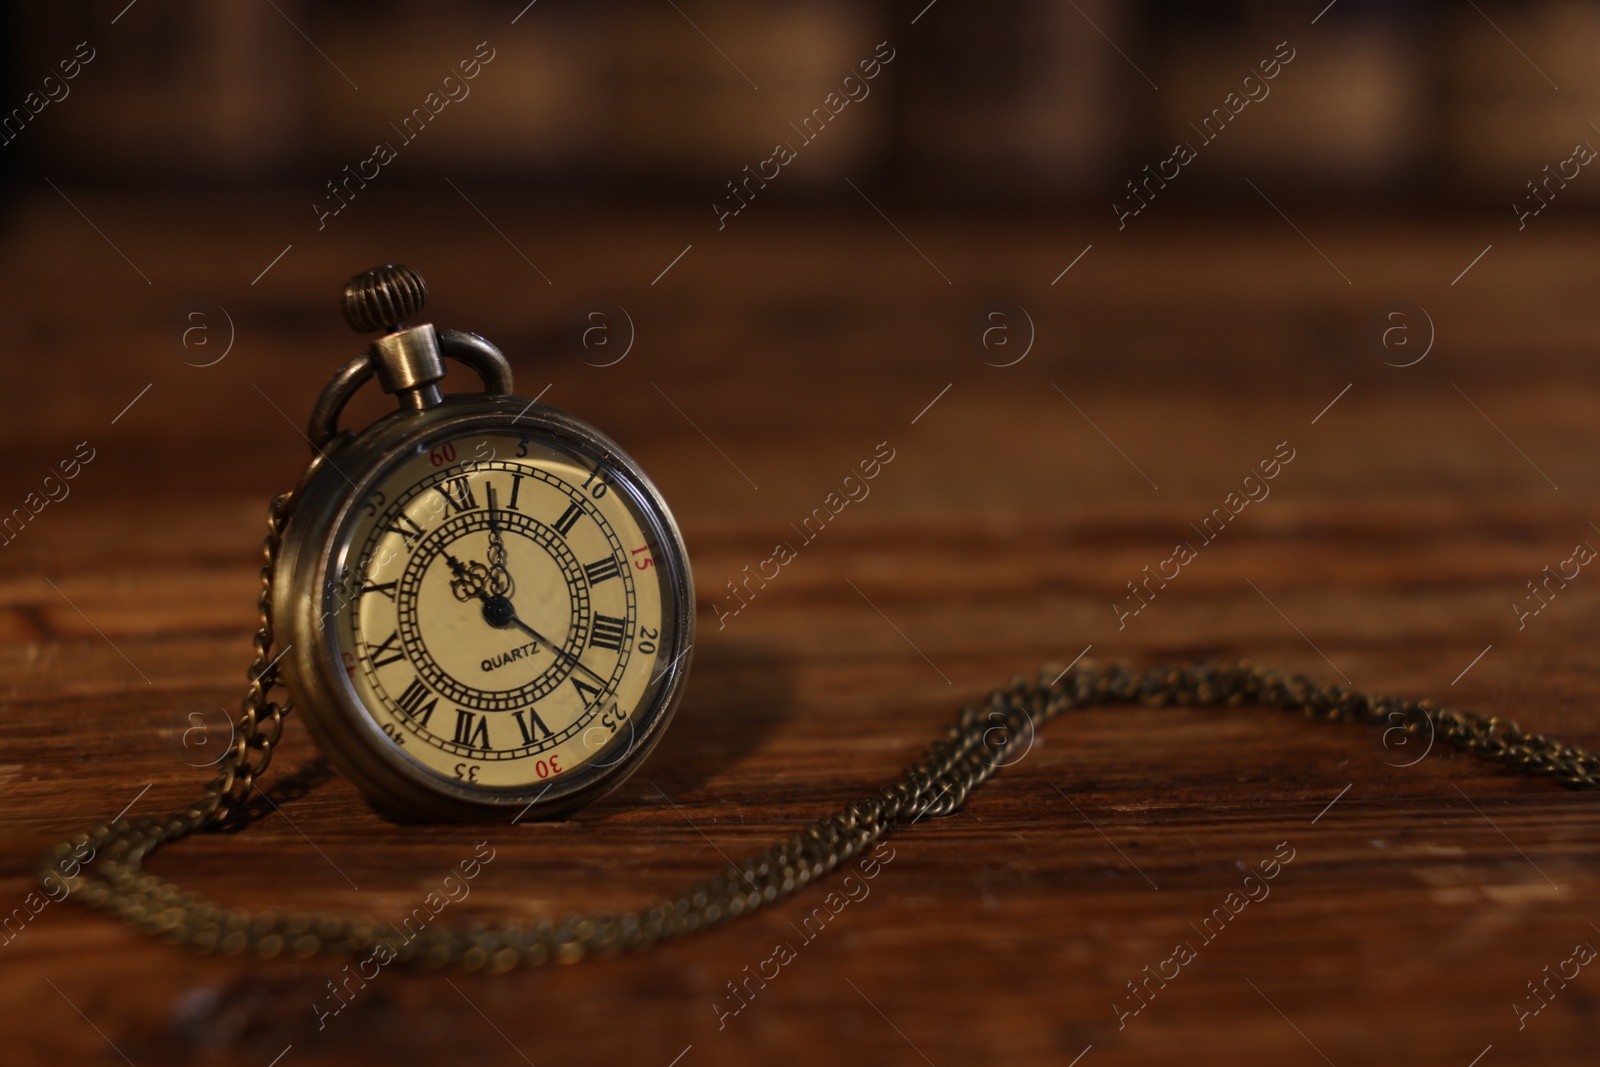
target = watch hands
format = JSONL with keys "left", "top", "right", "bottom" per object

{"left": 499, "top": 611, "right": 609, "bottom": 689}
{"left": 484, "top": 485, "right": 513, "bottom": 598}
{"left": 481, "top": 486, "right": 600, "bottom": 684}
{"left": 444, "top": 550, "right": 493, "bottom": 603}
{"left": 445, "top": 546, "right": 608, "bottom": 690}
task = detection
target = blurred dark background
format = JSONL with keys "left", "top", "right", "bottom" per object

{"left": 3, "top": 0, "right": 1596, "bottom": 212}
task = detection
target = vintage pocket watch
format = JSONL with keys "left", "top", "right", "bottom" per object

{"left": 38, "top": 266, "right": 1599, "bottom": 969}
{"left": 275, "top": 264, "right": 694, "bottom": 821}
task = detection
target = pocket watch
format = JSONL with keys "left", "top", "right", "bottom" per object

{"left": 37, "top": 266, "right": 1600, "bottom": 969}
{"left": 275, "top": 264, "right": 694, "bottom": 821}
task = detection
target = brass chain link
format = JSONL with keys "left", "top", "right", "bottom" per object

{"left": 38, "top": 495, "right": 1600, "bottom": 972}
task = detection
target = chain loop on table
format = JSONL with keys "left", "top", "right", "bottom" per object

{"left": 37, "top": 495, "right": 1600, "bottom": 972}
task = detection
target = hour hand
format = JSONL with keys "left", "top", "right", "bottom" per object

{"left": 445, "top": 552, "right": 492, "bottom": 603}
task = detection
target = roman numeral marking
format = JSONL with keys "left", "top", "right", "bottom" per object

{"left": 513, "top": 708, "right": 552, "bottom": 745}
{"left": 571, "top": 675, "right": 604, "bottom": 706}
{"left": 553, "top": 502, "right": 582, "bottom": 537}
{"left": 588, "top": 614, "right": 627, "bottom": 652}
{"left": 360, "top": 579, "right": 398, "bottom": 600}
{"left": 435, "top": 476, "right": 478, "bottom": 515}
{"left": 584, "top": 557, "right": 622, "bottom": 585}
{"left": 384, "top": 513, "right": 425, "bottom": 549}
{"left": 395, "top": 677, "right": 438, "bottom": 727}
{"left": 507, "top": 474, "right": 523, "bottom": 511}
{"left": 453, "top": 708, "right": 491, "bottom": 749}
{"left": 366, "top": 629, "right": 405, "bottom": 669}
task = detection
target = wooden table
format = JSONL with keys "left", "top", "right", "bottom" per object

{"left": 2, "top": 192, "right": 1597, "bottom": 1066}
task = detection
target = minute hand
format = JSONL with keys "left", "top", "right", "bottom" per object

{"left": 505, "top": 612, "right": 609, "bottom": 690}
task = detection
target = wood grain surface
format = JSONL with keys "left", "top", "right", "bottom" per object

{"left": 2, "top": 193, "right": 1598, "bottom": 1067}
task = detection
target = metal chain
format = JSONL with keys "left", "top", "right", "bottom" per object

{"left": 38, "top": 496, "right": 1600, "bottom": 972}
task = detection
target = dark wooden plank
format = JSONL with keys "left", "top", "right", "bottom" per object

{"left": 2, "top": 196, "right": 1598, "bottom": 1066}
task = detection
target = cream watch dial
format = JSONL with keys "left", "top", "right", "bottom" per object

{"left": 330, "top": 432, "right": 669, "bottom": 791}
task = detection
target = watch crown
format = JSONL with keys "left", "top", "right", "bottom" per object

{"left": 342, "top": 264, "right": 428, "bottom": 334}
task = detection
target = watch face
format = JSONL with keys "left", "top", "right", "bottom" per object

{"left": 320, "top": 426, "right": 685, "bottom": 802}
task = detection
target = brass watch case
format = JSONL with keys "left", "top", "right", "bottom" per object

{"left": 272, "top": 393, "right": 695, "bottom": 822}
